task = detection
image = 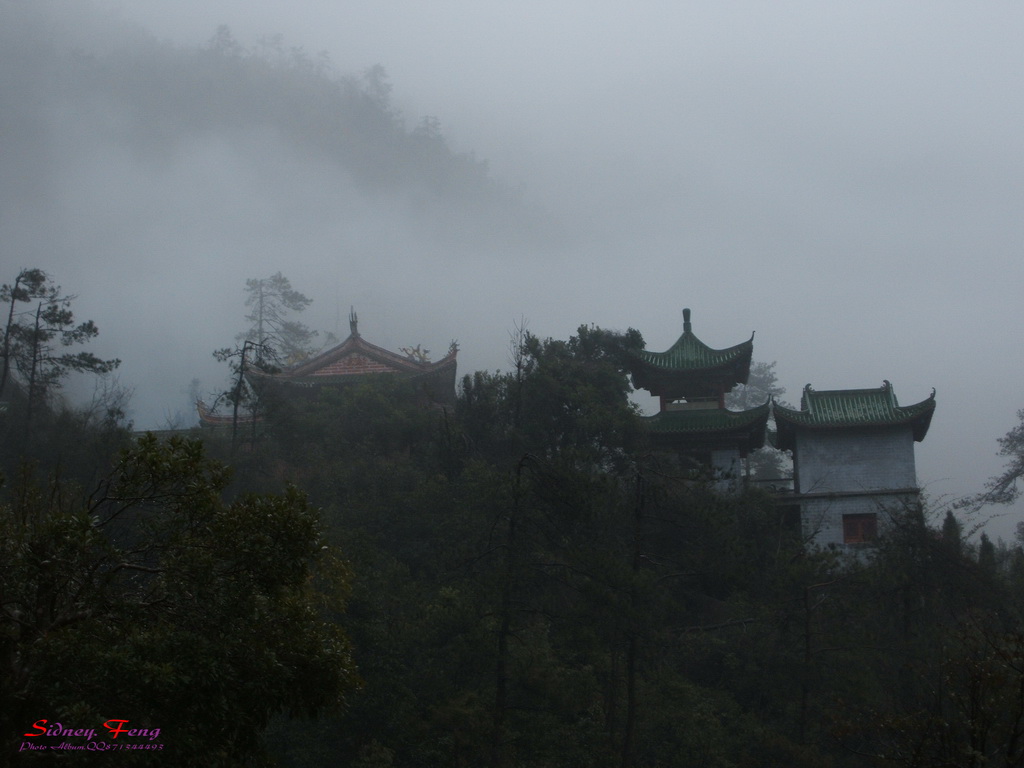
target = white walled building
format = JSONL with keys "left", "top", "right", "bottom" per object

{"left": 773, "top": 382, "right": 936, "bottom": 548}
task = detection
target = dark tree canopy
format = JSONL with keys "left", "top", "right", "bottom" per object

{"left": 0, "top": 435, "right": 358, "bottom": 765}
{"left": 983, "top": 408, "right": 1024, "bottom": 507}
{"left": 4, "top": 276, "right": 1024, "bottom": 768}
{"left": 958, "top": 407, "right": 1024, "bottom": 516}
{"left": 0, "top": 269, "right": 119, "bottom": 407}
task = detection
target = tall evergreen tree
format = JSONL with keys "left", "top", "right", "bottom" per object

{"left": 238, "top": 272, "right": 317, "bottom": 367}
{"left": 0, "top": 269, "right": 120, "bottom": 442}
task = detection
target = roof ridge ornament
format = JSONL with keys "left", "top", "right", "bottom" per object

{"left": 349, "top": 306, "right": 359, "bottom": 337}
{"left": 882, "top": 379, "right": 896, "bottom": 406}
{"left": 682, "top": 307, "right": 692, "bottom": 333}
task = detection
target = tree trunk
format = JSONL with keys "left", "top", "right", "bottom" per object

{"left": 490, "top": 512, "right": 514, "bottom": 768}
{"left": 24, "top": 302, "right": 43, "bottom": 443}
{"left": 0, "top": 273, "right": 23, "bottom": 398}
{"left": 231, "top": 342, "right": 249, "bottom": 453}
{"left": 620, "top": 473, "right": 645, "bottom": 768}
{"left": 490, "top": 455, "right": 530, "bottom": 768}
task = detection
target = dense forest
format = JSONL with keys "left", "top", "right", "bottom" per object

{"left": 3, "top": 270, "right": 1024, "bottom": 768}
{"left": 2, "top": 6, "right": 1023, "bottom": 767}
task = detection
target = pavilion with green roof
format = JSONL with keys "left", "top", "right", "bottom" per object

{"left": 773, "top": 381, "right": 936, "bottom": 547}
{"left": 626, "top": 309, "right": 769, "bottom": 481}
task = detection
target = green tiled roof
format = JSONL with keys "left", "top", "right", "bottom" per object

{"left": 627, "top": 309, "right": 754, "bottom": 400}
{"left": 633, "top": 309, "right": 753, "bottom": 372}
{"left": 642, "top": 401, "right": 770, "bottom": 453}
{"left": 643, "top": 402, "right": 769, "bottom": 433}
{"left": 773, "top": 381, "right": 935, "bottom": 449}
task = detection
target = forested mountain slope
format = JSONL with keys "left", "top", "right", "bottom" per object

{"left": 0, "top": 5, "right": 549, "bottom": 245}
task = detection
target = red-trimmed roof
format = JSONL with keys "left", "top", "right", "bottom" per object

{"left": 245, "top": 317, "right": 458, "bottom": 404}
{"left": 282, "top": 332, "right": 455, "bottom": 379}
{"left": 196, "top": 399, "right": 261, "bottom": 427}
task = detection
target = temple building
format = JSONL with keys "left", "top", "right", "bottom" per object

{"left": 773, "top": 381, "right": 936, "bottom": 548}
{"left": 625, "top": 309, "right": 770, "bottom": 481}
{"left": 199, "top": 310, "right": 457, "bottom": 428}
{"left": 247, "top": 310, "right": 458, "bottom": 405}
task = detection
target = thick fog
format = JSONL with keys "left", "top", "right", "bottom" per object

{"left": 3, "top": 1, "right": 1022, "bottom": 535}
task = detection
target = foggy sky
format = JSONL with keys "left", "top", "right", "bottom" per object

{"left": 4, "top": 1, "right": 1023, "bottom": 537}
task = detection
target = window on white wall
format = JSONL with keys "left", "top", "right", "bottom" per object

{"left": 842, "top": 513, "right": 878, "bottom": 544}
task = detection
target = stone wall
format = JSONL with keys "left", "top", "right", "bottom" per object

{"left": 794, "top": 425, "right": 920, "bottom": 548}
{"left": 795, "top": 426, "right": 916, "bottom": 494}
{"left": 800, "top": 492, "right": 917, "bottom": 548}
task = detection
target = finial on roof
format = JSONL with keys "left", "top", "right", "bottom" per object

{"left": 882, "top": 380, "right": 896, "bottom": 405}
{"left": 683, "top": 307, "right": 691, "bottom": 333}
{"left": 349, "top": 306, "right": 359, "bottom": 337}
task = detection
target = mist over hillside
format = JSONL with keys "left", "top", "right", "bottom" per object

{"left": 1, "top": 5, "right": 547, "bottom": 231}
{"left": 0, "top": 2, "right": 557, "bottom": 428}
